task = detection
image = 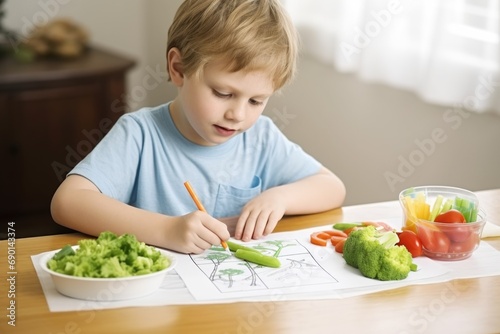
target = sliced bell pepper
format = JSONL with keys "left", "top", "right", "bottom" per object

{"left": 310, "top": 230, "right": 348, "bottom": 247}
{"left": 310, "top": 231, "right": 331, "bottom": 246}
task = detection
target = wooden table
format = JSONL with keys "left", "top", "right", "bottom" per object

{"left": 1, "top": 189, "right": 499, "bottom": 333}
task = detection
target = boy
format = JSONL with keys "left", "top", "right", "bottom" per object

{"left": 51, "top": 0, "right": 346, "bottom": 254}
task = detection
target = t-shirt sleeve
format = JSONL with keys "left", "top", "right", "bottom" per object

{"left": 257, "top": 117, "right": 322, "bottom": 189}
{"left": 68, "top": 114, "right": 143, "bottom": 202}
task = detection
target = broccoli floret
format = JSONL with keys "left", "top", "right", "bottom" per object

{"left": 132, "top": 256, "right": 153, "bottom": 271}
{"left": 151, "top": 255, "right": 169, "bottom": 272}
{"left": 76, "top": 239, "right": 96, "bottom": 253}
{"left": 47, "top": 231, "right": 169, "bottom": 278}
{"left": 100, "top": 257, "right": 131, "bottom": 278}
{"left": 138, "top": 242, "right": 156, "bottom": 258}
{"left": 72, "top": 256, "right": 102, "bottom": 277}
{"left": 97, "top": 231, "right": 119, "bottom": 242}
{"left": 116, "top": 234, "right": 140, "bottom": 252}
{"left": 343, "top": 225, "right": 398, "bottom": 268}
{"left": 376, "top": 246, "right": 415, "bottom": 281}
{"left": 343, "top": 226, "right": 417, "bottom": 281}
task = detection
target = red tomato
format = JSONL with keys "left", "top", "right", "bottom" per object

{"left": 435, "top": 209, "right": 466, "bottom": 223}
{"left": 449, "top": 234, "right": 479, "bottom": 254}
{"left": 396, "top": 230, "right": 423, "bottom": 257}
{"left": 434, "top": 210, "right": 470, "bottom": 243}
{"left": 439, "top": 223, "right": 472, "bottom": 243}
{"left": 417, "top": 224, "right": 451, "bottom": 253}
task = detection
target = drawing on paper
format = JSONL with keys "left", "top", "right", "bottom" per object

{"left": 189, "top": 239, "right": 339, "bottom": 293}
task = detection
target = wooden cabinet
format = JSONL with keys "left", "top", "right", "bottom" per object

{"left": 0, "top": 48, "right": 135, "bottom": 238}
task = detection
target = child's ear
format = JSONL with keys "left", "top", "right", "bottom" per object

{"left": 167, "top": 47, "right": 184, "bottom": 86}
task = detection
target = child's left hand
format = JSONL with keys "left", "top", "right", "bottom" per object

{"left": 233, "top": 189, "right": 286, "bottom": 241}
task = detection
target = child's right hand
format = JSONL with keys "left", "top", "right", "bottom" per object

{"left": 165, "top": 210, "right": 230, "bottom": 254}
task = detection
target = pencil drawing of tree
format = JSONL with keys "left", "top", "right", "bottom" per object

{"left": 240, "top": 262, "right": 258, "bottom": 286}
{"left": 219, "top": 268, "right": 244, "bottom": 288}
{"left": 254, "top": 240, "right": 295, "bottom": 257}
{"left": 205, "top": 252, "right": 231, "bottom": 281}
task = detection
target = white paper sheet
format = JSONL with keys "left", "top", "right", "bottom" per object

{"left": 175, "top": 230, "right": 448, "bottom": 301}
{"left": 482, "top": 221, "right": 500, "bottom": 238}
{"left": 31, "top": 219, "right": 500, "bottom": 312}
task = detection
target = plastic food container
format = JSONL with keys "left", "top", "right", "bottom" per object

{"left": 399, "top": 185, "right": 486, "bottom": 261}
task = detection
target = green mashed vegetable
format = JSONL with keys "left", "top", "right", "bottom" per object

{"left": 47, "top": 231, "right": 169, "bottom": 278}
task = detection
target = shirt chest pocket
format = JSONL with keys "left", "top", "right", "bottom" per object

{"left": 213, "top": 176, "right": 262, "bottom": 218}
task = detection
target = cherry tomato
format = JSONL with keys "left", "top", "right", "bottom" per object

{"left": 396, "top": 230, "right": 423, "bottom": 257}
{"left": 434, "top": 210, "right": 470, "bottom": 242}
{"left": 439, "top": 223, "right": 472, "bottom": 243}
{"left": 435, "top": 209, "right": 466, "bottom": 223}
{"left": 416, "top": 223, "right": 451, "bottom": 253}
{"left": 449, "top": 234, "right": 479, "bottom": 254}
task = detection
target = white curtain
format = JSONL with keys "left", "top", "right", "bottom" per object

{"left": 283, "top": 0, "right": 500, "bottom": 114}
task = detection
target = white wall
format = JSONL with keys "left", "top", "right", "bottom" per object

{"left": 142, "top": 0, "right": 183, "bottom": 107}
{"left": 5, "top": 1, "right": 500, "bottom": 205}
{"left": 266, "top": 56, "right": 500, "bottom": 205}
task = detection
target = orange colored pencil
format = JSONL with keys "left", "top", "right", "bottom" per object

{"left": 183, "top": 181, "right": 230, "bottom": 253}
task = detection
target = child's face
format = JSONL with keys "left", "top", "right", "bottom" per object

{"left": 172, "top": 59, "right": 274, "bottom": 146}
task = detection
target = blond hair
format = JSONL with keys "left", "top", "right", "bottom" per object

{"left": 167, "top": 0, "right": 298, "bottom": 90}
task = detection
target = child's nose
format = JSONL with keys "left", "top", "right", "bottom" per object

{"left": 226, "top": 101, "right": 246, "bottom": 121}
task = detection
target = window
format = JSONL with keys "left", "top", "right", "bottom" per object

{"left": 283, "top": 0, "right": 499, "bottom": 114}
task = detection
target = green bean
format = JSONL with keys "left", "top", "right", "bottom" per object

{"left": 226, "top": 240, "right": 261, "bottom": 254}
{"left": 53, "top": 245, "right": 75, "bottom": 260}
{"left": 234, "top": 249, "right": 281, "bottom": 268}
{"left": 332, "top": 223, "right": 362, "bottom": 231}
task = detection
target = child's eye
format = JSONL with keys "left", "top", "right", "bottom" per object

{"left": 249, "top": 99, "right": 264, "bottom": 106}
{"left": 212, "top": 90, "right": 231, "bottom": 98}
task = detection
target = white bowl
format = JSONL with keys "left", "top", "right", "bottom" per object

{"left": 40, "top": 247, "right": 177, "bottom": 301}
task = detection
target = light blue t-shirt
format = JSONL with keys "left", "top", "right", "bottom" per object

{"left": 69, "top": 102, "right": 321, "bottom": 218}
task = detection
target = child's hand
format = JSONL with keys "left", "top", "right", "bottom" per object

{"left": 234, "top": 190, "right": 286, "bottom": 241}
{"left": 166, "top": 211, "right": 230, "bottom": 254}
